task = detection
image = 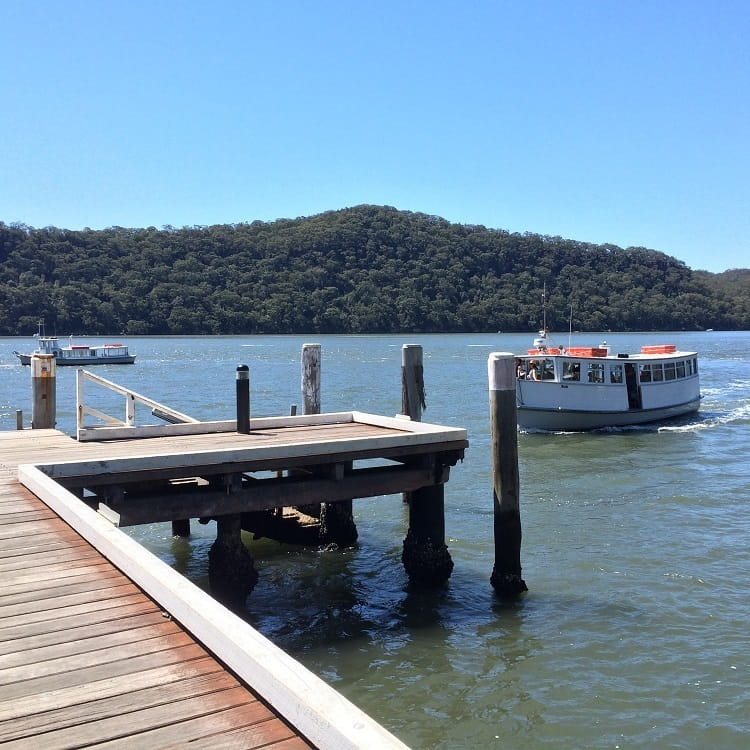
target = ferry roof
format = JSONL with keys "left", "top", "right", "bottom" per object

{"left": 519, "top": 349, "right": 697, "bottom": 360}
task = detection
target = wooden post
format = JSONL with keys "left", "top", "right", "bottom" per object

{"left": 399, "top": 344, "right": 452, "bottom": 585}
{"left": 401, "top": 344, "right": 425, "bottom": 504}
{"left": 301, "top": 343, "right": 357, "bottom": 545}
{"left": 488, "top": 352, "right": 527, "bottom": 596}
{"left": 31, "top": 354, "right": 56, "bottom": 429}
{"left": 236, "top": 364, "right": 250, "bottom": 434}
{"left": 401, "top": 344, "right": 425, "bottom": 421}
{"left": 208, "top": 513, "right": 258, "bottom": 608}
{"left": 301, "top": 343, "right": 320, "bottom": 415}
{"left": 16, "top": 410, "right": 23, "bottom": 430}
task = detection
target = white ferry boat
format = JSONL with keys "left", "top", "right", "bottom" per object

{"left": 515, "top": 330, "right": 700, "bottom": 431}
{"left": 14, "top": 328, "right": 135, "bottom": 366}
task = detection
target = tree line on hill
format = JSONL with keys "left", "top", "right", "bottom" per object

{"left": 0, "top": 205, "right": 747, "bottom": 336}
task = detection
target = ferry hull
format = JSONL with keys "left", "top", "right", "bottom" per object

{"left": 517, "top": 397, "right": 701, "bottom": 432}
{"left": 15, "top": 352, "right": 136, "bottom": 366}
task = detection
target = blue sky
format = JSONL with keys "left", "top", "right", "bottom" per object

{"left": 2, "top": 1, "right": 747, "bottom": 272}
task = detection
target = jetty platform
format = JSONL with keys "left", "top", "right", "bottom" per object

{"left": 0, "top": 411, "right": 467, "bottom": 748}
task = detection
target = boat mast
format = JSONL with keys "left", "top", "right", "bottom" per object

{"left": 568, "top": 303, "right": 573, "bottom": 350}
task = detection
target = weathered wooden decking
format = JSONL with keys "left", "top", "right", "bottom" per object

{"left": 14, "top": 413, "right": 467, "bottom": 530}
{"left": 0, "top": 422, "right": 441, "bottom": 749}
{"left": 0, "top": 474, "right": 313, "bottom": 749}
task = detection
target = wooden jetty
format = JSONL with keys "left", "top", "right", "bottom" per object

{"left": 1, "top": 406, "right": 466, "bottom": 747}
{"left": 0, "top": 346, "right": 472, "bottom": 746}
{"left": 0, "top": 463, "right": 316, "bottom": 748}
{"left": 1, "top": 428, "right": 423, "bottom": 748}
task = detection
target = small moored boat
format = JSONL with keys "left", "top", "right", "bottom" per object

{"left": 515, "top": 330, "right": 700, "bottom": 431}
{"left": 14, "top": 324, "right": 135, "bottom": 366}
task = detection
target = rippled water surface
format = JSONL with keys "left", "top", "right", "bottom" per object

{"left": 2, "top": 331, "right": 748, "bottom": 748}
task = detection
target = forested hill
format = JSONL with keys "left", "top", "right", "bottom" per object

{"left": 1, "top": 205, "right": 747, "bottom": 335}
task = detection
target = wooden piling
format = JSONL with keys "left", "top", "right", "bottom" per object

{"left": 402, "top": 477, "right": 453, "bottom": 586}
{"left": 401, "top": 344, "right": 425, "bottom": 421}
{"left": 488, "top": 352, "right": 527, "bottom": 596}
{"left": 401, "top": 344, "right": 425, "bottom": 505}
{"left": 301, "top": 343, "right": 321, "bottom": 415}
{"left": 208, "top": 513, "right": 258, "bottom": 608}
{"left": 400, "top": 346, "right": 451, "bottom": 588}
{"left": 31, "top": 353, "right": 56, "bottom": 429}
{"left": 301, "top": 343, "right": 357, "bottom": 545}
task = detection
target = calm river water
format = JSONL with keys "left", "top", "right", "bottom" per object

{"left": 2, "top": 331, "right": 748, "bottom": 749}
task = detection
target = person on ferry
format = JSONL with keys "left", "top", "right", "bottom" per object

{"left": 528, "top": 361, "right": 539, "bottom": 380}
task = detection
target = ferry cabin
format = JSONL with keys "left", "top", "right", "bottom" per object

{"left": 515, "top": 346, "right": 700, "bottom": 431}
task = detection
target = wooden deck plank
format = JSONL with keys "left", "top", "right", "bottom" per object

{"left": 256, "top": 739, "right": 316, "bottom": 750}
{"left": 0, "top": 545, "right": 105, "bottom": 572}
{"left": 0, "top": 656, "right": 224, "bottom": 721}
{"left": 0, "top": 500, "right": 56, "bottom": 516}
{"left": 0, "top": 509, "right": 57, "bottom": 524}
{"left": 1, "top": 558, "right": 120, "bottom": 586}
{"left": 0, "top": 619, "right": 182, "bottom": 671}
{"left": 0, "top": 592, "right": 149, "bottom": 631}
{"left": 0, "top": 533, "right": 89, "bottom": 557}
{"left": 4, "top": 642, "right": 208, "bottom": 701}
{"left": 0, "top": 670, "right": 239, "bottom": 743}
{"left": 0, "top": 568, "right": 127, "bottom": 607}
{"left": 0, "top": 581, "right": 140, "bottom": 619}
{"left": 0, "top": 628, "right": 194, "bottom": 686}
{"left": 0, "top": 598, "right": 159, "bottom": 643}
{"left": 0, "top": 518, "right": 84, "bottom": 540}
{"left": 178, "top": 727, "right": 313, "bottom": 750}
{"left": 0, "top": 566, "right": 122, "bottom": 600}
{"left": 1, "top": 687, "right": 267, "bottom": 750}
{"left": 0, "top": 610, "right": 171, "bottom": 657}
{"left": 92, "top": 707, "right": 295, "bottom": 750}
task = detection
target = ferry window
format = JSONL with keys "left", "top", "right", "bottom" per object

{"left": 676, "top": 361, "right": 686, "bottom": 378}
{"left": 652, "top": 364, "right": 664, "bottom": 381}
{"left": 610, "top": 364, "right": 623, "bottom": 383}
{"left": 686, "top": 359, "right": 693, "bottom": 376}
{"left": 664, "top": 362, "right": 676, "bottom": 380}
{"left": 639, "top": 364, "right": 652, "bottom": 383}
{"left": 587, "top": 363, "right": 604, "bottom": 383}
{"left": 541, "top": 359, "right": 555, "bottom": 380}
{"left": 693, "top": 358, "right": 698, "bottom": 373}
{"left": 562, "top": 361, "right": 580, "bottom": 381}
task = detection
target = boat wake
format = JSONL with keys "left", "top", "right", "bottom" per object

{"left": 657, "top": 403, "right": 750, "bottom": 432}
{"left": 519, "top": 405, "right": 749, "bottom": 436}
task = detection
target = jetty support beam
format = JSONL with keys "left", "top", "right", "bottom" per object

{"left": 74, "top": 461, "right": 452, "bottom": 528}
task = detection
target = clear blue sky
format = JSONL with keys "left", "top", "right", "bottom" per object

{"left": 2, "top": 1, "right": 748, "bottom": 272}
